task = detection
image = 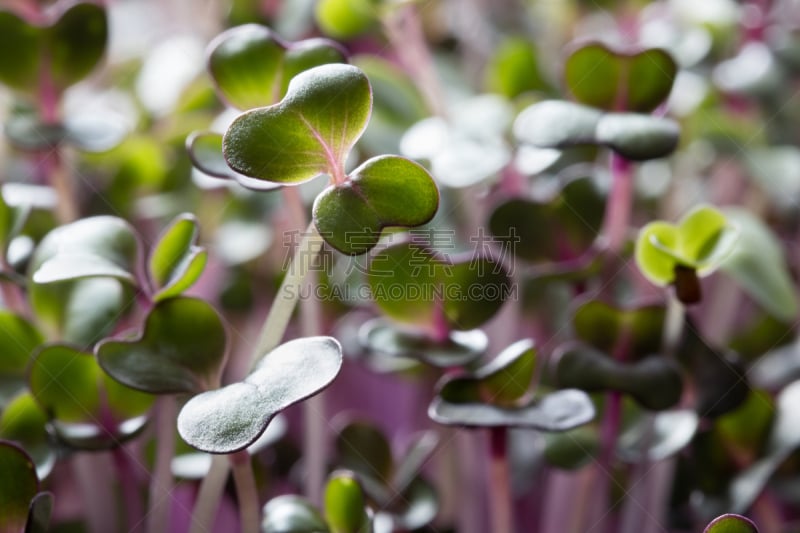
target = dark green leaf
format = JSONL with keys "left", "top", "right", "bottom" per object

{"left": 475, "top": 339, "right": 536, "bottom": 405}
{"left": 543, "top": 426, "right": 599, "bottom": 469}
{"left": 207, "top": 24, "right": 346, "bottom": 110}
{"left": 572, "top": 300, "right": 665, "bottom": 361}
{"left": 177, "top": 336, "right": 342, "bottom": 453}
{"left": 223, "top": 64, "right": 371, "bottom": 185}
{"left": 553, "top": 343, "right": 683, "bottom": 410}
{"left": 313, "top": 155, "right": 439, "bottom": 255}
{"left": 97, "top": 297, "right": 227, "bottom": 394}
{"left": 148, "top": 214, "right": 208, "bottom": 301}
{"left": 185, "top": 131, "right": 281, "bottom": 191}
{"left": 0, "top": 393, "right": 54, "bottom": 479}
{"left": 0, "top": 440, "right": 38, "bottom": 533}
{"left": 564, "top": 43, "right": 677, "bottom": 112}
{"left": 48, "top": 2, "right": 108, "bottom": 89}
{"left": 0, "top": 11, "right": 41, "bottom": 91}
{"left": 262, "top": 495, "right": 330, "bottom": 533}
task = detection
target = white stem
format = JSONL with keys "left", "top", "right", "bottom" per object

{"left": 146, "top": 396, "right": 177, "bottom": 533}
{"left": 188, "top": 455, "right": 230, "bottom": 533}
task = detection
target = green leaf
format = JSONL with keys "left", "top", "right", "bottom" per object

{"left": 0, "top": 393, "right": 54, "bottom": 480}
{"left": 0, "top": 11, "right": 41, "bottom": 91}
{"left": 616, "top": 409, "right": 698, "bottom": 462}
{"left": 262, "top": 495, "right": 330, "bottom": 533}
{"left": 324, "top": 471, "right": 369, "bottom": 533}
{"left": 368, "top": 241, "right": 510, "bottom": 331}
{"left": 96, "top": 297, "right": 227, "bottom": 394}
{"left": 635, "top": 204, "right": 738, "bottom": 287}
{"left": 223, "top": 63, "right": 371, "bottom": 185}
{"left": 207, "top": 24, "right": 346, "bottom": 110}
{"left": 177, "top": 336, "right": 342, "bottom": 453}
{"left": 26, "top": 491, "right": 53, "bottom": 533}
{"left": 564, "top": 43, "right": 677, "bottom": 112}
{"left": 430, "top": 388, "right": 595, "bottom": 430}
{"left": 719, "top": 209, "right": 799, "bottom": 322}
{"left": 514, "top": 101, "right": 679, "bottom": 160}
{"left": 704, "top": 514, "right": 759, "bottom": 533}
{"left": 28, "top": 344, "right": 153, "bottom": 448}
{"left": 315, "top": 0, "right": 379, "bottom": 40}
{"left": 30, "top": 216, "right": 140, "bottom": 285}
{"left": 0, "top": 311, "right": 43, "bottom": 377}
{"left": 48, "top": 2, "right": 108, "bottom": 89}
{"left": 148, "top": 214, "right": 207, "bottom": 301}
{"left": 335, "top": 420, "right": 393, "bottom": 483}
{"left": 484, "top": 37, "right": 549, "bottom": 97}
{"left": 476, "top": 339, "right": 536, "bottom": 405}
{"left": 554, "top": 343, "right": 683, "bottom": 410}
{"left": 572, "top": 300, "right": 665, "bottom": 361}
{"left": 313, "top": 155, "right": 439, "bottom": 254}
{"left": 185, "top": 131, "right": 281, "bottom": 191}
{"left": 0, "top": 440, "right": 39, "bottom": 533}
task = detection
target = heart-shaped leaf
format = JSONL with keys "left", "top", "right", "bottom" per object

{"left": 719, "top": 209, "right": 799, "bottom": 322}
{"left": 313, "top": 155, "right": 439, "bottom": 254}
{"left": 0, "top": 392, "right": 54, "bottom": 480}
{"left": 429, "top": 387, "right": 595, "bottom": 430}
{"left": 553, "top": 343, "right": 683, "bottom": 410}
{"left": 572, "top": 300, "right": 665, "bottom": 361}
{"left": 30, "top": 215, "right": 140, "bottom": 285}
{"left": 358, "top": 318, "right": 487, "bottom": 369}
{"left": 514, "top": 100, "right": 680, "bottom": 161}
{"left": 0, "top": 2, "right": 107, "bottom": 93}
{"left": 185, "top": 131, "right": 281, "bottom": 191}
{"left": 324, "top": 471, "right": 370, "bottom": 533}
{"left": 262, "top": 495, "right": 330, "bottom": 533}
{"left": 97, "top": 297, "right": 227, "bottom": 394}
{"left": 208, "top": 24, "right": 347, "bottom": 110}
{"left": 223, "top": 63, "right": 371, "bottom": 185}
{"left": 488, "top": 176, "right": 605, "bottom": 263}
{"left": 177, "top": 336, "right": 342, "bottom": 453}
{"left": 367, "top": 242, "right": 510, "bottom": 331}
{"left": 564, "top": 43, "right": 677, "bottom": 112}
{"left": 704, "top": 514, "right": 759, "bottom": 533}
{"left": 635, "top": 204, "right": 738, "bottom": 287}
{"left": 0, "top": 440, "right": 39, "bottom": 533}
{"left": 28, "top": 344, "right": 153, "bottom": 449}
{"left": 148, "top": 214, "right": 208, "bottom": 301}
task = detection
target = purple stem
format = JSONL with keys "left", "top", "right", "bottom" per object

{"left": 111, "top": 445, "right": 145, "bottom": 533}
{"left": 601, "top": 153, "right": 634, "bottom": 255}
{"left": 488, "top": 426, "right": 514, "bottom": 533}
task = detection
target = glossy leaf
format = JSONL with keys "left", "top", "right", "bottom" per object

{"left": 514, "top": 100, "right": 679, "bottom": 160}
{"left": 30, "top": 216, "right": 139, "bottom": 285}
{"left": 564, "top": 43, "right": 677, "bottom": 112}
{"left": 148, "top": 214, "right": 207, "bottom": 301}
{"left": 475, "top": 339, "right": 537, "bottom": 405}
{"left": 207, "top": 24, "right": 346, "bottom": 110}
{"left": 0, "top": 440, "right": 38, "bottom": 533}
{"left": 262, "top": 495, "right": 330, "bottom": 533}
{"left": 28, "top": 344, "right": 153, "bottom": 448}
{"left": 177, "top": 336, "right": 342, "bottom": 453}
{"left": 553, "top": 343, "right": 683, "bottom": 410}
{"left": 429, "top": 387, "right": 595, "bottom": 430}
{"left": 617, "top": 409, "right": 698, "bottom": 462}
{"left": 313, "top": 155, "right": 439, "bottom": 254}
{"left": 719, "top": 209, "right": 799, "bottom": 322}
{"left": 704, "top": 514, "right": 759, "bottom": 533}
{"left": 572, "top": 300, "right": 664, "bottom": 361}
{"left": 97, "top": 297, "right": 227, "bottom": 394}
{"left": 358, "top": 318, "right": 487, "bottom": 369}
{"left": 324, "top": 471, "right": 369, "bottom": 533}
{"left": 635, "top": 204, "right": 737, "bottom": 287}
{"left": 223, "top": 64, "right": 371, "bottom": 185}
